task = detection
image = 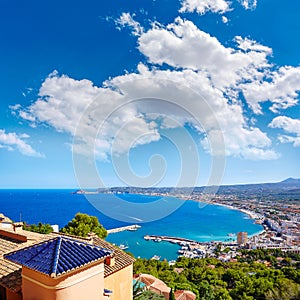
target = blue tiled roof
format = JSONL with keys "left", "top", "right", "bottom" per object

{"left": 4, "top": 236, "right": 111, "bottom": 277}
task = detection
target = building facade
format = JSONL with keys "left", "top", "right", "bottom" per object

{"left": 237, "top": 231, "right": 248, "bottom": 245}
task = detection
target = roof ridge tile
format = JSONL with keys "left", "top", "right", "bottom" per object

{"left": 50, "top": 236, "right": 62, "bottom": 277}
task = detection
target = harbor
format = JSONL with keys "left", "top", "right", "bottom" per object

{"left": 144, "top": 234, "right": 239, "bottom": 260}
{"left": 144, "top": 234, "right": 235, "bottom": 245}
{"left": 144, "top": 234, "right": 203, "bottom": 245}
{"left": 107, "top": 224, "right": 141, "bottom": 234}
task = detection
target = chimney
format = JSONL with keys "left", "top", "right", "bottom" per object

{"left": 105, "top": 254, "right": 115, "bottom": 267}
{"left": 13, "top": 222, "right": 24, "bottom": 233}
{"left": 88, "top": 232, "right": 97, "bottom": 244}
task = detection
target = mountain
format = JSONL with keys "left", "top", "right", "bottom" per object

{"left": 213, "top": 178, "right": 300, "bottom": 199}
{"left": 280, "top": 177, "right": 300, "bottom": 184}
{"left": 94, "top": 178, "right": 300, "bottom": 200}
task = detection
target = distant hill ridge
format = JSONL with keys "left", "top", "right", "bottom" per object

{"left": 214, "top": 178, "right": 300, "bottom": 197}
{"left": 91, "top": 178, "right": 300, "bottom": 200}
{"left": 280, "top": 177, "right": 300, "bottom": 184}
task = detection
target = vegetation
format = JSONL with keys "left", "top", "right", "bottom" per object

{"left": 60, "top": 213, "right": 107, "bottom": 239}
{"left": 135, "top": 291, "right": 165, "bottom": 299}
{"left": 133, "top": 250, "right": 300, "bottom": 300}
{"left": 23, "top": 222, "right": 53, "bottom": 234}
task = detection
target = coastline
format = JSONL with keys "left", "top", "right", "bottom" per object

{"left": 166, "top": 193, "right": 266, "bottom": 239}
{"left": 102, "top": 191, "right": 266, "bottom": 241}
{"left": 1, "top": 190, "right": 266, "bottom": 260}
{"left": 200, "top": 201, "right": 266, "bottom": 238}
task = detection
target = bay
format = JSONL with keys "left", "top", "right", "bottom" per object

{"left": 0, "top": 190, "right": 263, "bottom": 260}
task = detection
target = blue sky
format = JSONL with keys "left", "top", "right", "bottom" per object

{"left": 0, "top": 0, "right": 300, "bottom": 188}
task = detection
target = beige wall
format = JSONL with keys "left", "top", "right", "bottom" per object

{"left": 6, "top": 290, "right": 22, "bottom": 300}
{"left": 104, "top": 265, "right": 133, "bottom": 300}
{"left": 22, "top": 262, "right": 105, "bottom": 300}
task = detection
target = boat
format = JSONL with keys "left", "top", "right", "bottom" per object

{"left": 128, "top": 225, "right": 141, "bottom": 231}
{"left": 119, "top": 243, "right": 129, "bottom": 250}
{"left": 227, "top": 233, "right": 236, "bottom": 237}
{"left": 128, "top": 227, "right": 137, "bottom": 231}
{"left": 168, "top": 260, "right": 176, "bottom": 265}
{"left": 151, "top": 255, "right": 161, "bottom": 260}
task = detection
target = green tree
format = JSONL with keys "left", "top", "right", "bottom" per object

{"left": 23, "top": 222, "right": 53, "bottom": 234}
{"left": 133, "top": 255, "right": 300, "bottom": 300}
{"left": 198, "top": 281, "right": 215, "bottom": 300}
{"left": 282, "top": 267, "right": 300, "bottom": 284}
{"left": 169, "top": 288, "right": 175, "bottom": 300}
{"left": 135, "top": 291, "right": 164, "bottom": 299}
{"left": 60, "top": 213, "right": 107, "bottom": 238}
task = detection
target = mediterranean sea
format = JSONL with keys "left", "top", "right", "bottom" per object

{"left": 0, "top": 190, "right": 263, "bottom": 260}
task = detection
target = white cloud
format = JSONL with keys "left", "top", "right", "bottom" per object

{"left": 20, "top": 70, "right": 102, "bottom": 134}
{"left": 179, "top": 0, "right": 259, "bottom": 15}
{"left": 138, "top": 18, "right": 300, "bottom": 115}
{"left": 14, "top": 67, "right": 279, "bottom": 161}
{"left": 0, "top": 129, "right": 43, "bottom": 157}
{"left": 108, "top": 66, "right": 279, "bottom": 159}
{"left": 241, "top": 66, "right": 300, "bottom": 113}
{"left": 222, "top": 16, "right": 229, "bottom": 24}
{"left": 115, "top": 12, "right": 143, "bottom": 36}
{"left": 179, "top": 0, "right": 230, "bottom": 15}
{"left": 235, "top": 36, "right": 271, "bottom": 53}
{"left": 15, "top": 72, "right": 161, "bottom": 161}
{"left": 138, "top": 18, "right": 271, "bottom": 90}
{"left": 240, "top": 0, "right": 257, "bottom": 10}
{"left": 14, "top": 18, "right": 288, "bottom": 161}
{"left": 269, "top": 116, "right": 300, "bottom": 147}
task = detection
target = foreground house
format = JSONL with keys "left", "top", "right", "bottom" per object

{"left": 174, "top": 290, "right": 196, "bottom": 300}
{"left": 0, "top": 221, "right": 134, "bottom": 300}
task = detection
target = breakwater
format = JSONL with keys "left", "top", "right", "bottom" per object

{"left": 144, "top": 234, "right": 230, "bottom": 245}
{"left": 107, "top": 224, "right": 141, "bottom": 234}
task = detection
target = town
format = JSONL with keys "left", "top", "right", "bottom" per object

{"left": 99, "top": 178, "right": 300, "bottom": 263}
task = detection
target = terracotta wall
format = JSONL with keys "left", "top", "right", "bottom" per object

{"left": 22, "top": 262, "right": 105, "bottom": 300}
{"left": 104, "top": 265, "right": 133, "bottom": 300}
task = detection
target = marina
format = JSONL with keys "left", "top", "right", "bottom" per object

{"left": 144, "top": 234, "right": 218, "bottom": 245}
{"left": 144, "top": 234, "right": 238, "bottom": 259}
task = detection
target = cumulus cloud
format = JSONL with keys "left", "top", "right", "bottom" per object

{"left": 0, "top": 129, "right": 43, "bottom": 157}
{"left": 138, "top": 18, "right": 300, "bottom": 115}
{"left": 138, "top": 18, "right": 272, "bottom": 90}
{"left": 222, "top": 16, "right": 229, "bottom": 24}
{"left": 115, "top": 12, "right": 143, "bottom": 36}
{"left": 269, "top": 116, "right": 300, "bottom": 147}
{"left": 15, "top": 18, "right": 294, "bottom": 161}
{"left": 179, "top": 0, "right": 259, "bottom": 14}
{"left": 240, "top": 0, "right": 257, "bottom": 10}
{"left": 14, "top": 65, "right": 278, "bottom": 160}
{"left": 240, "top": 66, "right": 300, "bottom": 113}
{"left": 15, "top": 71, "right": 161, "bottom": 161}
{"left": 179, "top": 0, "right": 230, "bottom": 15}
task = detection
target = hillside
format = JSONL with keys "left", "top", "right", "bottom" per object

{"left": 92, "top": 178, "right": 300, "bottom": 200}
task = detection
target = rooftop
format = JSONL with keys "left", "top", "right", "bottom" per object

{"left": 174, "top": 290, "right": 196, "bottom": 300}
{"left": 0, "top": 219, "right": 135, "bottom": 292}
{"left": 0, "top": 226, "right": 54, "bottom": 292}
{"left": 91, "top": 234, "right": 135, "bottom": 277}
{"left": 4, "top": 236, "right": 112, "bottom": 277}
